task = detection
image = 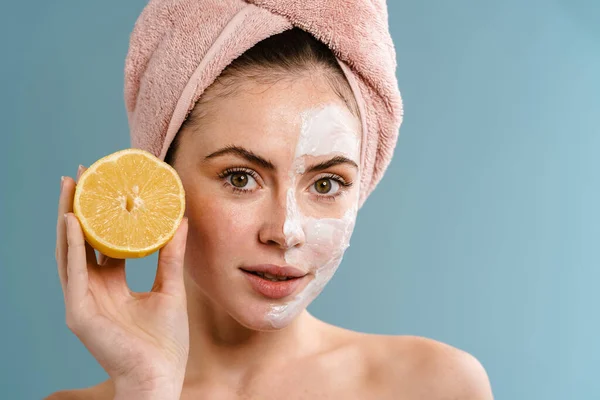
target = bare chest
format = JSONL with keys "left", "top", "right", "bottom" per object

{"left": 180, "top": 380, "right": 384, "bottom": 400}
{"left": 180, "top": 358, "right": 392, "bottom": 400}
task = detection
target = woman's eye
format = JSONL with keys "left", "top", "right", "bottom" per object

{"left": 311, "top": 178, "right": 340, "bottom": 195}
{"left": 230, "top": 173, "right": 248, "bottom": 187}
{"left": 229, "top": 172, "right": 257, "bottom": 189}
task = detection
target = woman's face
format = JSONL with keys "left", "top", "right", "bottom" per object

{"left": 173, "top": 74, "right": 361, "bottom": 330}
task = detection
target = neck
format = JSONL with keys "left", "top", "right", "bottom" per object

{"left": 183, "top": 276, "right": 326, "bottom": 383}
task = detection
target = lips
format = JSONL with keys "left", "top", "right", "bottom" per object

{"left": 240, "top": 264, "right": 308, "bottom": 299}
{"left": 241, "top": 264, "right": 307, "bottom": 278}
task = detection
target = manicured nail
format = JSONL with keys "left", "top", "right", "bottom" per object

{"left": 60, "top": 176, "right": 65, "bottom": 191}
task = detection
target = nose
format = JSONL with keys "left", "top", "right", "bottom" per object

{"left": 258, "top": 189, "right": 305, "bottom": 250}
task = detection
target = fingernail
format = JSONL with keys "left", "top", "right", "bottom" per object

{"left": 64, "top": 213, "right": 69, "bottom": 227}
{"left": 60, "top": 176, "right": 65, "bottom": 191}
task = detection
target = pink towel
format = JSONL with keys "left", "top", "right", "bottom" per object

{"left": 124, "top": 0, "right": 403, "bottom": 207}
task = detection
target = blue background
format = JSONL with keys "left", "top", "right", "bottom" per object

{"left": 1, "top": 1, "right": 599, "bottom": 398}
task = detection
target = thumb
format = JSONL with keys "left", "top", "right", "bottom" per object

{"left": 153, "top": 217, "right": 189, "bottom": 296}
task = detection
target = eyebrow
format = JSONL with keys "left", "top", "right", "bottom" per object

{"left": 204, "top": 145, "right": 358, "bottom": 172}
{"left": 305, "top": 156, "right": 359, "bottom": 173}
{"left": 204, "top": 145, "right": 275, "bottom": 170}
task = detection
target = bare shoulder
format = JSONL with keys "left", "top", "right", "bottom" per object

{"left": 357, "top": 334, "right": 494, "bottom": 399}
{"left": 44, "top": 379, "right": 114, "bottom": 400}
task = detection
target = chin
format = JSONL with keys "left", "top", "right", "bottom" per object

{"left": 227, "top": 296, "right": 307, "bottom": 332}
{"left": 228, "top": 266, "right": 338, "bottom": 331}
{"left": 188, "top": 263, "right": 329, "bottom": 331}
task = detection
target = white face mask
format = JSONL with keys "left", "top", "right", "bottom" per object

{"left": 266, "top": 103, "right": 361, "bottom": 328}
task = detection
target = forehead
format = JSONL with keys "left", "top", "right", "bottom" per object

{"left": 190, "top": 77, "right": 361, "bottom": 158}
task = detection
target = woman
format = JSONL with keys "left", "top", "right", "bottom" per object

{"left": 50, "top": 1, "right": 493, "bottom": 399}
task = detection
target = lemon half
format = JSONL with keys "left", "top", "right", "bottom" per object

{"left": 73, "top": 148, "right": 186, "bottom": 259}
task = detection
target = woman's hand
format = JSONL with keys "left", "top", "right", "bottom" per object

{"left": 55, "top": 166, "right": 190, "bottom": 400}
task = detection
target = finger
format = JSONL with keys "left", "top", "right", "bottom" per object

{"left": 56, "top": 176, "right": 76, "bottom": 296}
{"left": 75, "top": 165, "right": 98, "bottom": 266}
{"left": 97, "top": 252, "right": 109, "bottom": 266}
{"left": 152, "top": 218, "right": 189, "bottom": 296}
{"left": 96, "top": 257, "right": 129, "bottom": 298}
{"left": 76, "top": 164, "right": 84, "bottom": 181}
{"left": 64, "top": 213, "right": 90, "bottom": 304}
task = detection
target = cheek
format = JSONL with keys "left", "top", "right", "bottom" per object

{"left": 298, "top": 189, "right": 360, "bottom": 220}
{"left": 267, "top": 209, "right": 357, "bottom": 328}
{"left": 185, "top": 194, "right": 259, "bottom": 261}
{"left": 285, "top": 210, "right": 357, "bottom": 271}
